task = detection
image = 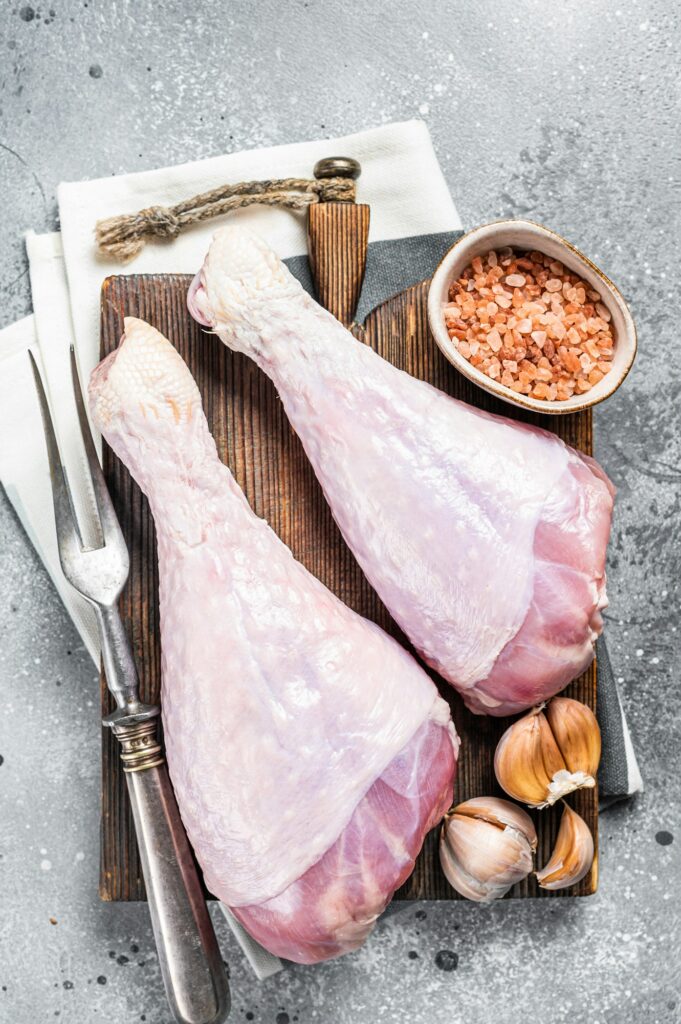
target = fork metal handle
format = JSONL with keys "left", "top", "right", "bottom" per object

{"left": 97, "top": 604, "right": 144, "bottom": 711}
{"left": 113, "top": 720, "right": 231, "bottom": 1024}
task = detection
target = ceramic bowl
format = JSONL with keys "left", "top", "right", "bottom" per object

{"left": 427, "top": 219, "right": 637, "bottom": 415}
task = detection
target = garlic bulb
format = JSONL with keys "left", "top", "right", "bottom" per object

{"left": 536, "top": 803, "right": 595, "bottom": 890}
{"left": 494, "top": 698, "right": 601, "bottom": 808}
{"left": 439, "top": 797, "right": 537, "bottom": 902}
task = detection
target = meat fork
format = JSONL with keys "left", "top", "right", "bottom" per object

{"left": 30, "top": 347, "right": 231, "bottom": 1024}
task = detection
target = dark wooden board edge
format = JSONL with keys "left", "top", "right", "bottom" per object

{"left": 100, "top": 275, "right": 598, "bottom": 903}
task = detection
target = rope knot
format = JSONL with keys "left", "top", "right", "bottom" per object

{"left": 137, "top": 205, "right": 181, "bottom": 239}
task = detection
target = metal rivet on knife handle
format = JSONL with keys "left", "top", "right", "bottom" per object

{"left": 313, "top": 156, "right": 362, "bottom": 186}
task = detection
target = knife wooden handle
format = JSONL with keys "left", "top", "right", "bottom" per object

{"left": 307, "top": 157, "right": 370, "bottom": 328}
{"left": 115, "top": 721, "right": 230, "bottom": 1024}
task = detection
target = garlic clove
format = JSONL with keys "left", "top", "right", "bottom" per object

{"left": 545, "top": 697, "right": 601, "bottom": 778}
{"left": 439, "top": 797, "right": 536, "bottom": 902}
{"left": 536, "top": 802, "right": 594, "bottom": 891}
{"left": 494, "top": 706, "right": 566, "bottom": 806}
{"left": 454, "top": 796, "right": 537, "bottom": 849}
{"left": 439, "top": 823, "right": 508, "bottom": 902}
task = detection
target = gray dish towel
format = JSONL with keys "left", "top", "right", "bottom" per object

{"left": 287, "top": 228, "right": 643, "bottom": 806}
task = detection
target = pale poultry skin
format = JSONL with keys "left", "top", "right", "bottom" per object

{"left": 189, "top": 227, "right": 615, "bottom": 716}
{"left": 89, "top": 318, "right": 458, "bottom": 963}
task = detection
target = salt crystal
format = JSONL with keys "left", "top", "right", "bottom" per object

{"left": 596, "top": 302, "right": 612, "bottom": 322}
{"left": 546, "top": 278, "right": 562, "bottom": 292}
{"left": 505, "top": 274, "right": 526, "bottom": 288}
{"left": 487, "top": 328, "right": 503, "bottom": 352}
{"left": 531, "top": 330, "right": 547, "bottom": 348}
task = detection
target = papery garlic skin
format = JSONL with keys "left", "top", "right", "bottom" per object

{"left": 544, "top": 769, "right": 596, "bottom": 806}
{"left": 439, "top": 797, "right": 537, "bottom": 902}
{"left": 536, "top": 803, "right": 594, "bottom": 891}
{"left": 494, "top": 699, "right": 601, "bottom": 808}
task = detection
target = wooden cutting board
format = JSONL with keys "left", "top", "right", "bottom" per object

{"left": 99, "top": 272, "right": 598, "bottom": 903}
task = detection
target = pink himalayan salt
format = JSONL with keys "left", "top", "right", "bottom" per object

{"left": 445, "top": 248, "right": 616, "bottom": 402}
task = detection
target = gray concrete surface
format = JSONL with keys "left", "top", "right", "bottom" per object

{"left": 1, "top": 1, "right": 679, "bottom": 1022}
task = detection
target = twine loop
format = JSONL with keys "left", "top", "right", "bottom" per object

{"left": 95, "top": 175, "right": 356, "bottom": 263}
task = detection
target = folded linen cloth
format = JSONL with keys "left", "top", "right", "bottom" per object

{"left": 0, "top": 121, "right": 642, "bottom": 973}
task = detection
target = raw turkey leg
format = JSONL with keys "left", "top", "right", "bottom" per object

{"left": 189, "top": 227, "right": 615, "bottom": 716}
{"left": 89, "top": 318, "right": 457, "bottom": 965}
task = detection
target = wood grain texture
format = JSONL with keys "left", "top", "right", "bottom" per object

{"left": 100, "top": 274, "right": 597, "bottom": 902}
{"left": 307, "top": 202, "right": 370, "bottom": 326}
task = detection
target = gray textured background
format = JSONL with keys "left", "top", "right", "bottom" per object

{"left": 1, "top": 1, "right": 679, "bottom": 1022}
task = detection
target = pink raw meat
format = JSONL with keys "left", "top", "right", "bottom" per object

{"left": 89, "top": 317, "right": 457, "bottom": 964}
{"left": 188, "top": 227, "right": 615, "bottom": 716}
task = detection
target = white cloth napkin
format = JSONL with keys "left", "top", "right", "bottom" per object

{"left": 0, "top": 120, "right": 461, "bottom": 978}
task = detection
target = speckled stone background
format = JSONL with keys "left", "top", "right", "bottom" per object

{"left": 0, "top": 1, "right": 679, "bottom": 1022}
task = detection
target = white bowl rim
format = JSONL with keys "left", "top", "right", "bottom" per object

{"left": 427, "top": 218, "right": 637, "bottom": 416}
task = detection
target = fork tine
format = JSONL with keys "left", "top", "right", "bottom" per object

{"left": 70, "top": 345, "right": 126, "bottom": 550}
{"left": 29, "top": 350, "right": 84, "bottom": 570}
